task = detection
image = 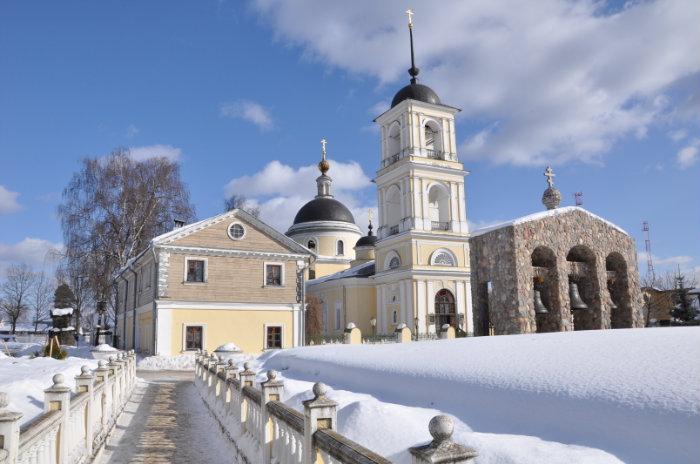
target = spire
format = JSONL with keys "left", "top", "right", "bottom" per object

{"left": 367, "top": 209, "right": 374, "bottom": 236}
{"left": 541, "top": 165, "right": 561, "bottom": 210}
{"left": 406, "top": 9, "right": 419, "bottom": 84}
{"left": 316, "top": 138, "right": 332, "bottom": 197}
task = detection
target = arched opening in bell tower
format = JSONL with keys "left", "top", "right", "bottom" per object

{"left": 428, "top": 184, "right": 450, "bottom": 231}
{"left": 423, "top": 120, "right": 442, "bottom": 155}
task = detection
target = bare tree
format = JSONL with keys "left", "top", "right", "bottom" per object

{"left": 305, "top": 294, "right": 323, "bottom": 338}
{"left": 30, "top": 270, "right": 53, "bottom": 332}
{"left": 58, "top": 148, "right": 196, "bottom": 330}
{"left": 0, "top": 263, "right": 36, "bottom": 334}
{"left": 224, "top": 194, "right": 261, "bottom": 218}
{"left": 641, "top": 270, "right": 697, "bottom": 326}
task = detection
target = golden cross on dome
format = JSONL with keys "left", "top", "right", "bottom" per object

{"left": 320, "top": 138, "right": 327, "bottom": 160}
{"left": 544, "top": 166, "right": 555, "bottom": 188}
{"left": 406, "top": 9, "right": 414, "bottom": 27}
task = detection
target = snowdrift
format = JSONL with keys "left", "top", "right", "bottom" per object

{"left": 264, "top": 327, "right": 700, "bottom": 464}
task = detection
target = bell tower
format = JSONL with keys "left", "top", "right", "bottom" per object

{"left": 372, "top": 10, "right": 473, "bottom": 336}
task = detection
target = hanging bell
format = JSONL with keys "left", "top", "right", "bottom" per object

{"left": 569, "top": 282, "right": 588, "bottom": 310}
{"left": 609, "top": 298, "right": 618, "bottom": 310}
{"left": 533, "top": 289, "right": 549, "bottom": 314}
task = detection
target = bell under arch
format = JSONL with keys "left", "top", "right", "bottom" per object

{"left": 566, "top": 245, "right": 601, "bottom": 331}
{"left": 531, "top": 246, "right": 561, "bottom": 333}
{"left": 606, "top": 252, "right": 633, "bottom": 328}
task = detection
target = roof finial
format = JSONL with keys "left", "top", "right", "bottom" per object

{"left": 406, "top": 9, "right": 419, "bottom": 84}
{"left": 318, "top": 138, "right": 330, "bottom": 174}
{"left": 541, "top": 166, "right": 561, "bottom": 210}
{"left": 367, "top": 209, "right": 374, "bottom": 236}
{"left": 544, "top": 166, "right": 555, "bottom": 188}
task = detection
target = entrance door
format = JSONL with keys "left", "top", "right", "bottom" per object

{"left": 435, "top": 289, "right": 456, "bottom": 328}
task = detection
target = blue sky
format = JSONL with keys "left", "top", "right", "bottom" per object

{"left": 0, "top": 0, "right": 698, "bottom": 279}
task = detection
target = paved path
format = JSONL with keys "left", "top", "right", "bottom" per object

{"left": 95, "top": 370, "right": 237, "bottom": 464}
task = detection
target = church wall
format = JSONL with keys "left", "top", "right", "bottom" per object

{"left": 415, "top": 242, "right": 468, "bottom": 267}
{"left": 313, "top": 262, "right": 351, "bottom": 279}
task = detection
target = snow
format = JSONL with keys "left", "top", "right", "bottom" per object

{"left": 138, "top": 353, "right": 197, "bottom": 371}
{"left": 92, "top": 343, "right": 118, "bottom": 352}
{"left": 50, "top": 307, "right": 74, "bottom": 316}
{"left": 0, "top": 349, "right": 97, "bottom": 426}
{"left": 309, "top": 260, "right": 375, "bottom": 284}
{"left": 214, "top": 342, "right": 241, "bottom": 352}
{"left": 261, "top": 327, "right": 700, "bottom": 464}
{"left": 470, "top": 206, "right": 628, "bottom": 237}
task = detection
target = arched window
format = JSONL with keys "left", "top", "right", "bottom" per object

{"left": 428, "top": 184, "right": 450, "bottom": 230}
{"left": 386, "top": 185, "right": 402, "bottom": 233}
{"left": 392, "top": 310, "right": 398, "bottom": 324}
{"left": 389, "top": 257, "right": 400, "bottom": 269}
{"left": 307, "top": 240, "right": 316, "bottom": 251}
{"left": 387, "top": 121, "right": 401, "bottom": 160}
{"left": 431, "top": 250, "right": 455, "bottom": 266}
{"left": 337, "top": 240, "right": 344, "bottom": 256}
{"left": 435, "top": 289, "right": 456, "bottom": 328}
{"left": 423, "top": 120, "right": 442, "bottom": 153}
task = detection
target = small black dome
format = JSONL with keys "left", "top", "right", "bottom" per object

{"left": 391, "top": 83, "right": 441, "bottom": 108}
{"left": 293, "top": 197, "right": 355, "bottom": 225}
{"left": 355, "top": 234, "right": 377, "bottom": 247}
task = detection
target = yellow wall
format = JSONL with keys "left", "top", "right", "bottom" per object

{"left": 169, "top": 308, "right": 294, "bottom": 355}
{"left": 138, "top": 312, "right": 153, "bottom": 355}
{"left": 417, "top": 244, "right": 465, "bottom": 267}
{"left": 307, "top": 283, "right": 377, "bottom": 336}
{"left": 312, "top": 262, "right": 350, "bottom": 279}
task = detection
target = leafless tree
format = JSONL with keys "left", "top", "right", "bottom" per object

{"left": 641, "top": 270, "right": 697, "bottom": 326}
{"left": 224, "top": 194, "right": 261, "bottom": 218}
{"left": 30, "top": 270, "right": 53, "bottom": 332}
{"left": 57, "top": 148, "right": 195, "bottom": 330}
{"left": 305, "top": 294, "right": 323, "bottom": 337}
{"left": 0, "top": 263, "right": 36, "bottom": 334}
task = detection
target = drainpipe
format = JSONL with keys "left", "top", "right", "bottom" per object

{"left": 151, "top": 246, "right": 159, "bottom": 355}
{"left": 126, "top": 264, "right": 138, "bottom": 351}
{"left": 115, "top": 274, "right": 128, "bottom": 349}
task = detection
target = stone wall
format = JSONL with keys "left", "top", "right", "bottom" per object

{"left": 470, "top": 208, "right": 644, "bottom": 335}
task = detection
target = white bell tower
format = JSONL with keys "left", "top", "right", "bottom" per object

{"left": 372, "top": 10, "right": 473, "bottom": 336}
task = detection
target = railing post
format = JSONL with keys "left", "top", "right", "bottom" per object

{"left": 302, "top": 383, "right": 337, "bottom": 464}
{"left": 107, "top": 356, "right": 120, "bottom": 416}
{"left": 395, "top": 323, "right": 412, "bottom": 343}
{"left": 44, "top": 374, "right": 71, "bottom": 464}
{"left": 238, "top": 362, "right": 255, "bottom": 430}
{"left": 409, "top": 415, "right": 477, "bottom": 463}
{"left": 74, "top": 366, "right": 95, "bottom": 456}
{"left": 239, "top": 362, "right": 256, "bottom": 388}
{"left": 214, "top": 358, "right": 228, "bottom": 409}
{"left": 0, "top": 391, "right": 22, "bottom": 463}
{"left": 260, "top": 370, "right": 284, "bottom": 464}
{"left": 94, "top": 360, "right": 110, "bottom": 432}
{"left": 343, "top": 323, "right": 362, "bottom": 344}
{"left": 224, "top": 360, "right": 238, "bottom": 381}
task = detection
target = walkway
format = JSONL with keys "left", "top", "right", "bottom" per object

{"left": 95, "top": 370, "right": 237, "bottom": 464}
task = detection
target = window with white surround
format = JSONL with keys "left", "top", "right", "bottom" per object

{"left": 265, "top": 325, "right": 283, "bottom": 349}
{"left": 264, "top": 262, "right": 284, "bottom": 286}
{"left": 185, "top": 258, "right": 206, "bottom": 283}
{"left": 307, "top": 239, "right": 316, "bottom": 251}
{"left": 337, "top": 240, "right": 344, "bottom": 256}
{"left": 228, "top": 222, "right": 246, "bottom": 240}
{"left": 183, "top": 324, "right": 204, "bottom": 351}
{"left": 431, "top": 249, "right": 456, "bottom": 266}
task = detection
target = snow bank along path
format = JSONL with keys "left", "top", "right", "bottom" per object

{"left": 263, "top": 327, "right": 700, "bottom": 464}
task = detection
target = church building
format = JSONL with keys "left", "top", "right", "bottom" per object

{"left": 298, "top": 13, "right": 644, "bottom": 339}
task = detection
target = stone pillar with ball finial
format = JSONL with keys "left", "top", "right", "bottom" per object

{"left": 44, "top": 373, "right": 72, "bottom": 463}
{"left": 261, "top": 369, "right": 285, "bottom": 463}
{"left": 75, "top": 365, "right": 95, "bottom": 455}
{"left": 303, "top": 382, "right": 337, "bottom": 464}
{"left": 409, "top": 415, "right": 478, "bottom": 463}
{"left": 0, "top": 391, "right": 22, "bottom": 463}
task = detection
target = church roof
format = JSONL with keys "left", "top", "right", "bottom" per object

{"left": 470, "top": 206, "right": 629, "bottom": 237}
{"left": 308, "top": 260, "right": 375, "bottom": 285}
{"left": 293, "top": 197, "right": 355, "bottom": 225}
{"left": 391, "top": 82, "right": 441, "bottom": 108}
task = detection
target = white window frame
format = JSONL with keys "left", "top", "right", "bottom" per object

{"left": 184, "top": 256, "right": 208, "bottom": 284}
{"left": 430, "top": 249, "right": 457, "bottom": 266}
{"left": 336, "top": 239, "right": 345, "bottom": 256}
{"left": 227, "top": 221, "right": 247, "bottom": 240}
{"left": 182, "top": 323, "right": 206, "bottom": 352}
{"left": 263, "top": 323, "right": 284, "bottom": 350}
{"left": 385, "top": 250, "right": 401, "bottom": 270}
{"left": 263, "top": 261, "right": 285, "bottom": 287}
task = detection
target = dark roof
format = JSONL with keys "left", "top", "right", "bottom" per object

{"left": 355, "top": 234, "right": 377, "bottom": 247}
{"left": 293, "top": 197, "right": 355, "bottom": 225}
{"left": 391, "top": 83, "right": 441, "bottom": 108}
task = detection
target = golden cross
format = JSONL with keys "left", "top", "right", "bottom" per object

{"left": 544, "top": 166, "right": 555, "bottom": 188}
{"left": 321, "top": 138, "right": 327, "bottom": 160}
{"left": 406, "top": 9, "right": 414, "bottom": 27}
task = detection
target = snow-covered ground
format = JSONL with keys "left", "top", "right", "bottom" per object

{"left": 0, "top": 345, "right": 100, "bottom": 425}
{"left": 138, "top": 352, "right": 254, "bottom": 371}
{"left": 261, "top": 327, "right": 700, "bottom": 464}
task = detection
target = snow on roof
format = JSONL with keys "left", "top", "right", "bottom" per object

{"left": 308, "top": 261, "right": 376, "bottom": 285}
{"left": 470, "top": 206, "right": 628, "bottom": 237}
{"left": 51, "top": 307, "right": 74, "bottom": 316}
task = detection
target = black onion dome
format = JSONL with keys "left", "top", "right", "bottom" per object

{"left": 293, "top": 197, "right": 355, "bottom": 225}
{"left": 391, "top": 83, "right": 441, "bottom": 108}
{"left": 355, "top": 234, "right": 377, "bottom": 247}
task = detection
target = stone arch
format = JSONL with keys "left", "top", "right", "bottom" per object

{"left": 606, "top": 252, "right": 633, "bottom": 328}
{"left": 385, "top": 184, "right": 402, "bottom": 233}
{"left": 387, "top": 121, "right": 401, "bottom": 159}
{"left": 430, "top": 248, "right": 457, "bottom": 266}
{"left": 566, "top": 245, "right": 601, "bottom": 330}
{"left": 427, "top": 183, "right": 450, "bottom": 230}
{"left": 435, "top": 289, "right": 456, "bottom": 328}
{"left": 423, "top": 118, "right": 443, "bottom": 153}
{"left": 530, "top": 246, "right": 561, "bottom": 333}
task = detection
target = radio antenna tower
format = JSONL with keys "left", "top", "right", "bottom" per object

{"left": 642, "top": 221, "right": 655, "bottom": 281}
{"left": 574, "top": 192, "right": 583, "bottom": 206}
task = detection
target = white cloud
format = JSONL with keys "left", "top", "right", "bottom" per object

{"left": 668, "top": 128, "right": 688, "bottom": 142}
{"left": 0, "top": 238, "right": 63, "bottom": 273}
{"left": 253, "top": 0, "right": 700, "bottom": 165}
{"left": 224, "top": 159, "right": 375, "bottom": 232}
{"left": 126, "top": 124, "right": 140, "bottom": 139}
{"left": 220, "top": 100, "right": 274, "bottom": 130}
{"left": 128, "top": 144, "right": 182, "bottom": 162}
{"left": 676, "top": 139, "right": 699, "bottom": 169}
{"left": 0, "top": 185, "right": 21, "bottom": 214}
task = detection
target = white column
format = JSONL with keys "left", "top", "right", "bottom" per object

{"left": 406, "top": 280, "right": 415, "bottom": 330}
{"left": 413, "top": 177, "right": 423, "bottom": 229}
{"left": 465, "top": 279, "right": 474, "bottom": 335}
{"left": 376, "top": 285, "right": 384, "bottom": 334}
{"left": 455, "top": 281, "right": 466, "bottom": 332}
{"left": 293, "top": 305, "right": 301, "bottom": 347}
{"left": 449, "top": 182, "right": 459, "bottom": 232}
{"left": 458, "top": 182, "right": 468, "bottom": 233}
{"left": 399, "top": 281, "right": 407, "bottom": 325}
{"left": 416, "top": 280, "right": 427, "bottom": 333}
{"left": 156, "top": 306, "right": 172, "bottom": 356}
{"left": 421, "top": 178, "right": 431, "bottom": 229}
{"left": 426, "top": 281, "right": 435, "bottom": 334}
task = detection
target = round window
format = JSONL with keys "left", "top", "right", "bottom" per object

{"left": 228, "top": 223, "right": 245, "bottom": 240}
